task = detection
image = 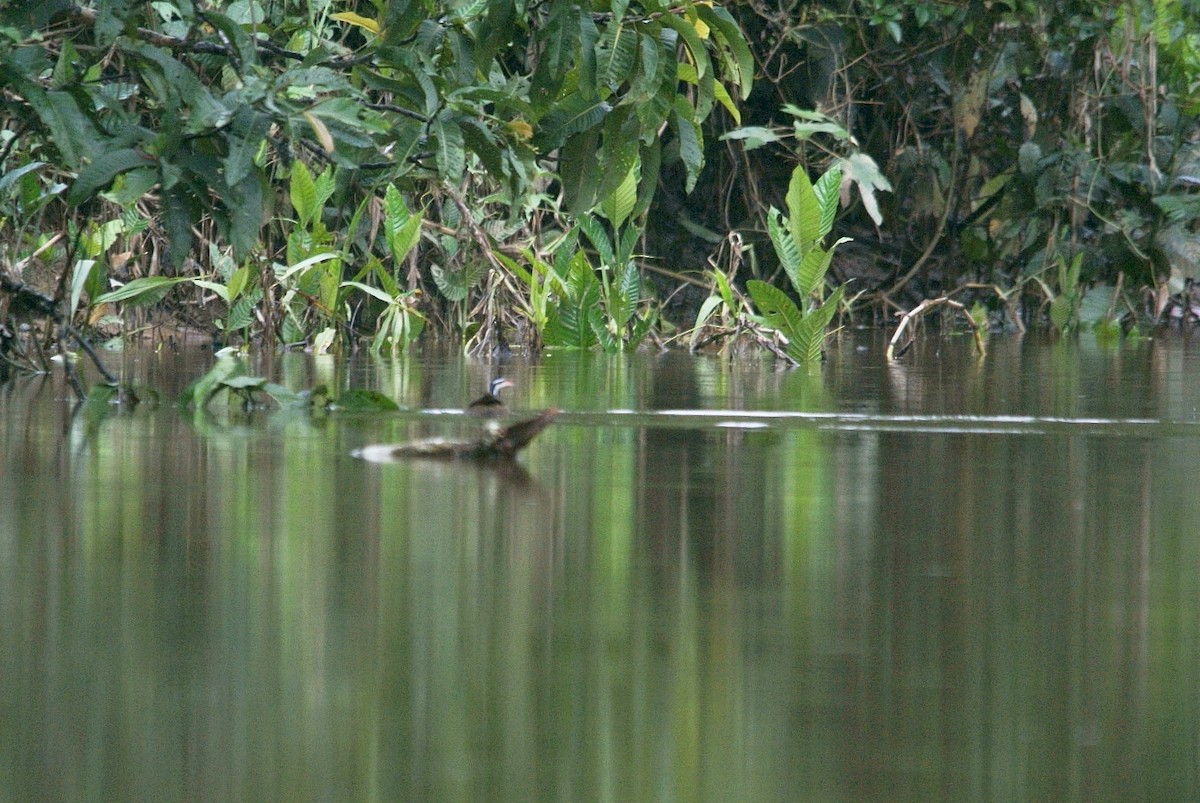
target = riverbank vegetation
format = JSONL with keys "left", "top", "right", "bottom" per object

{"left": 3, "top": 1, "right": 1200, "bottom": 380}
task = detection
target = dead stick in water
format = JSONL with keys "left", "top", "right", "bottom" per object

{"left": 887, "top": 297, "right": 986, "bottom": 361}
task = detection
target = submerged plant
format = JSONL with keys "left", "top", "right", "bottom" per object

{"left": 746, "top": 164, "right": 850, "bottom": 363}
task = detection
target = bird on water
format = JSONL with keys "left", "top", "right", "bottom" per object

{"left": 467, "top": 377, "right": 514, "bottom": 416}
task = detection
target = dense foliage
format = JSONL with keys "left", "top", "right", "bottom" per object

{"left": 2, "top": 0, "right": 1200, "bottom": 375}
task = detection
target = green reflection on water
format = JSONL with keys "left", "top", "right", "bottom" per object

{"left": 1, "top": 338, "right": 1199, "bottom": 801}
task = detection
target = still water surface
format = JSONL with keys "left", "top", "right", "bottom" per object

{"left": 1, "top": 333, "right": 1199, "bottom": 801}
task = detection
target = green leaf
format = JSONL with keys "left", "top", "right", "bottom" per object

{"left": 786, "top": 164, "right": 821, "bottom": 252}
{"left": 588, "top": 304, "right": 618, "bottom": 352}
{"left": 227, "top": 263, "right": 253, "bottom": 304}
{"left": 598, "top": 22, "right": 638, "bottom": 88}
{"left": 95, "top": 275, "right": 194, "bottom": 305}
{"left": 67, "top": 148, "right": 152, "bottom": 206}
{"left": 625, "top": 31, "right": 664, "bottom": 104}
{"left": 692, "top": 294, "right": 725, "bottom": 347}
{"left": 124, "top": 42, "right": 230, "bottom": 134}
{"left": 660, "top": 11, "right": 711, "bottom": 81}
{"left": 796, "top": 247, "right": 832, "bottom": 300}
{"left": 813, "top": 165, "right": 843, "bottom": 240}
{"left": 560, "top": 128, "right": 603, "bottom": 214}
{"left": 1080, "top": 284, "right": 1116, "bottom": 327}
{"left": 224, "top": 171, "right": 264, "bottom": 260}
{"left": 746, "top": 279, "right": 803, "bottom": 336}
{"left": 766, "top": 208, "right": 800, "bottom": 286}
{"left": 575, "top": 214, "right": 614, "bottom": 268}
{"left": 789, "top": 285, "right": 843, "bottom": 363}
{"left": 342, "top": 280, "right": 397, "bottom": 306}
{"left": 671, "top": 95, "right": 704, "bottom": 193}
{"left": 536, "top": 96, "right": 612, "bottom": 151}
{"left": 225, "top": 286, "right": 264, "bottom": 331}
{"left": 162, "top": 186, "right": 195, "bottom": 268}
{"left": 192, "top": 279, "right": 230, "bottom": 302}
{"left": 616, "top": 261, "right": 641, "bottom": 327}
{"left": 69, "top": 259, "right": 98, "bottom": 316}
{"left": 599, "top": 162, "right": 638, "bottom": 229}
{"left": 383, "top": 185, "right": 423, "bottom": 264}
{"left": 694, "top": 3, "right": 754, "bottom": 99}
{"left": 633, "top": 138, "right": 661, "bottom": 220}
{"left": 290, "top": 161, "right": 317, "bottom": 227}
{"left": 15, "top": 83, "right": 105, "bottom": 169}
{"left": 434, "top": 112, "right": 465, "bottom": 181}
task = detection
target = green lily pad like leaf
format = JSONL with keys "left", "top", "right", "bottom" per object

{"left": 331, "top": 389, "right": 400, "bottom": 412}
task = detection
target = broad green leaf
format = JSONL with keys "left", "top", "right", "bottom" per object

{"left": 13, "top": 83, "right": 105, "bottom": 169}
{"left": 227, "top": 263, "right": 253, "bottom": 303}
{"left": 767, "top": 208, "right": 801, "bottom": 286}
{"left": 786, "top": 164, "right": 821, "bottom": 252}
{"left": 95, "top": 275, "right": 194, "bottom": 305}
{"left": 692, "top": 294, "right": 725, "bottom": 348}
{"left": 577, "top": 9, "right": 599, "bottom": 100}
{"left": 383, "top": 185, "right": 423, "bottom": 264}
{"left": 694, "top": 3, "right": 754, "bottom": 98}
{"left": 672, "top": 95, "right": 704, "bottom": 193}
{"left": 224, "top": 170, "right": 264, "bottom": 260}
{"left": 789, "top": 285, "right": 843, "bottom": 363}
{"left": 162, "top": 186, "right": 195, "bottom": 268}
{"left": 560, "top": 129, "right": 603, "bottom": 214}
{"left": 793, "top": 121, "right": 850, "bottom": 141}
{"left": 0, "top": 161, "right": 46, "bottom": 195}
{"left": 575, "top": 214, "right": 614, "bottom": 268}
{"left": 1080, "top": 284, "right": 1115, "bottom": 327}
{"left": 596, "top": 106, "right": 641, "bottom": 205}
{"left": 124, "top": 42, "right": 230, "bottom": 134}
{"left": 598, "top": 22, "right": 638, "bottom": 87}
{"left": 290, "top": 161, "right": 317, "bottom": 227}
{"left": 221, "top": 374, "right": 268, "bottom": 390}
{"left": 67, "top": 148, "right": 152, "bottom": 206}
{"left": 193, "top": 279, "right": 231, "bottom": 302}
{"left": 277, "top": 252, "right": 339, "bottom": 282}
{"left": 616, "top": 261, "right": 641, "bottom": 327}
{"left": 633, "top": 138, "right": 661, "bottom": 220}
{"left": 746, "top": 279, "right": 803, "bottom": 336}
{"left": 660, "top": 10, "right": 711, "bottom": 81}
{"left": 813, "top": 165, "right": 843, "bottom": 240}
{"left": 434, "top": 112, "right": 466, "bottom": 182}
{"left": 1050, "top": 294, "right": 1075, "bottom": 333}
{"left": 203, "top": 11, "right": 259, "bottom": 66}
{"left": 588, "top": 304, "right": 618, "bottom": 352}
{"left": 599, "top": 163, "right": 638, "bottom": 229}
{"left": 342, "top": 280, "right": 398, "bottom": 306}
{"left": 712, "top": 80, "right": 740, "bottom": 125}
{"left": 796, "top": 247, "right": 832, "bottom": 300}
{"left": 69, "top": 259, "right": 98, "bottom": 316}
{"left": 625, "top": 31, "right": 664, "bottom": 104}
{"left": 536, "top": 97, "right": 613, "bottom": 151}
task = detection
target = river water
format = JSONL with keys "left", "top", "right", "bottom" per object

{"left": 1, "top": 332, "right": 1198, "bottom": 801}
